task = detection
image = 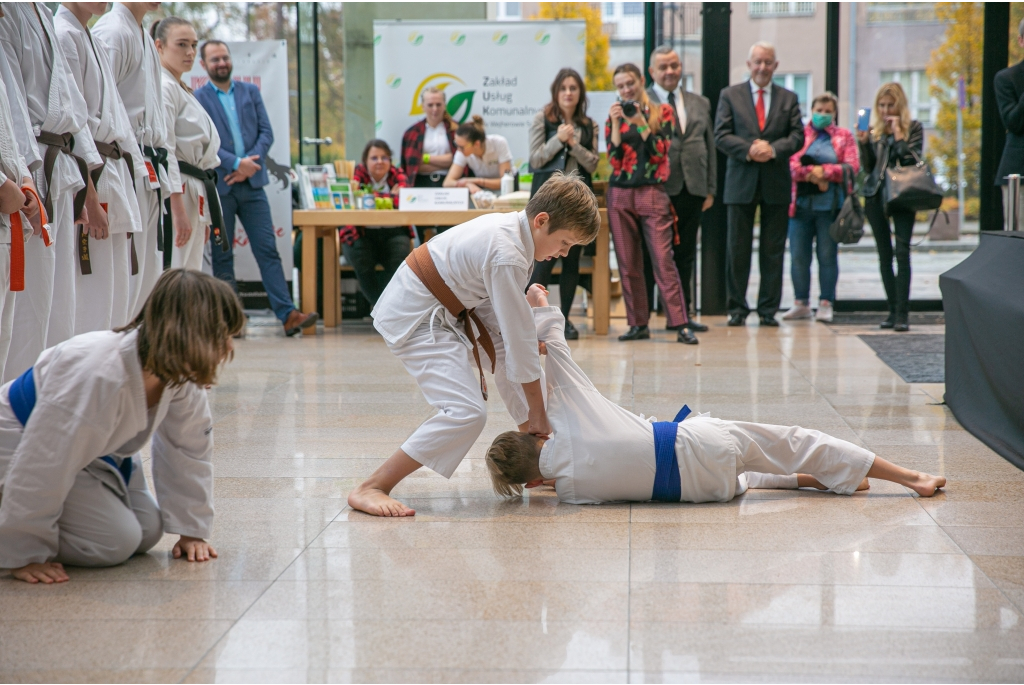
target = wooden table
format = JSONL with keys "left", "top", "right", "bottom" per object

{"left": 291, "top": 208, "right": 610, "bottom": 336}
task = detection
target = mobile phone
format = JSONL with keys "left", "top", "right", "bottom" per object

{"left": 857, "top": 108, "right": 871, "bottom": 132}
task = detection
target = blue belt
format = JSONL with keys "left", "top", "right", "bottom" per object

{"left": 8, "top": 367, "right": 133, "bottom": 485}
{"left": 651, "top": 404, "right": 691, "bottom": 502}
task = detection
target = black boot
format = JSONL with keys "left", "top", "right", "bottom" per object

{"left": 880, "top": 308, "right": 896, "bottom": 329}
{"left": 564, "top": 319, "right": 579, "bottom": 340}
{"left": 894, "top": 304, "right": 910, "bottom": 332}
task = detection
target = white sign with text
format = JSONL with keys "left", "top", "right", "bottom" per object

{"left": 399, "top": 187, "right": 470, "bottom": 211}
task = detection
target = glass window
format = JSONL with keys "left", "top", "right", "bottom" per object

{"left": 603, "top": 2, "right": 616, "bottom": 19}
{"left": 749, "top": 2, "right": 815, "bottom": 18}
{"left": 773, "top": 73, "right": 812, "bottom": 120}
{"left": 622, "top": 3, "right": 643, "bottom": 15}
{"left": 497, "top": 2, "right": 521, "bottom": 21}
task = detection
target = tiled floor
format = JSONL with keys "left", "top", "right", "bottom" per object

{"left": 3, "top": 314, "right": 1023, "bottom": 683}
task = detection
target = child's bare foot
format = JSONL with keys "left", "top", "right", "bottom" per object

{"left": 907, "top": 472, "right": 946, "bottom": 497}
{"left": 348, "top": 486, "right": 416, "bottom": 517}
{"left": 857, "top": 478, "right": 870, "bottom": 491}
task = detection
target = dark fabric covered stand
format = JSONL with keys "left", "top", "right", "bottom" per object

{"left": 940, "top": 231, "right": 1024, "bottom": 471}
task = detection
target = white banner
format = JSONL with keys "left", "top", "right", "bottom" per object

{"left": 373, "top": 21, "right": 586, "bottom": 171}
{"left": 186, "top": 40, "right": 292, "bottom": 285}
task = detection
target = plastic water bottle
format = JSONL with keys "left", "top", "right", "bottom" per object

{"left": 500, "top": 171, "right": 514, "bottom": 197}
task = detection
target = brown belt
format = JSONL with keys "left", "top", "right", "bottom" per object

{"left": 405, "top": 243, "right": 496, "bottom": 400}
{"left": 35, "top": 130, "right": 89, "bottom": 221}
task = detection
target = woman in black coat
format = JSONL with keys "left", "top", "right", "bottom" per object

{"left": 858, "top": 82, "right": 924, "bottom": 332}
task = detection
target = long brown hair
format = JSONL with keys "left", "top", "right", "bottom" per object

{"left": 544, "top": 68, "right": 590, "bottom": 128}
{"left": 612, "top": 63, "right": 662, "bottom": 135}
{"left": 118, "top": 269, "right": 244, "bottom": 387}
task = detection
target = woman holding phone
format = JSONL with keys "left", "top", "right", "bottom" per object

{"left": 527, "top": 68, "right": 599, "bottom": 339}
{"left": 858, "top": 83, "right": 923, "bottom": 332}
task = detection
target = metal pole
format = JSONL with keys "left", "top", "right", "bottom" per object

{"left": 1007, "top": 174, "right": 1021, "bottom": 231}
{"left": 956, "top": 77, "right": 965, "bottom": 231}
{"left": 848, "top": 3, "right": 858, "bottom": 128}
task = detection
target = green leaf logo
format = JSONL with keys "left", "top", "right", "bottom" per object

{"left": 386, "top": 74, "right": 401, "bottom": 89}
{"left": 373, "top": 35, "right": 381, "bottom": 46}
{"left": 451, "top": 32, "right": 466, "bottom": 46}
{"left": 535, "top": 31, "right": 550, "bottom": 45}
{"left": 408, "top": 32, "right": 423, "bottom": 46}
{"left": 447, "top": 90, "right": 476, "bottom": 123}
{"left": 375, "top": 120, "right": 382, "bottom": 131}
{"left": 492, "top": 32, "right": 508, "bottom": 45}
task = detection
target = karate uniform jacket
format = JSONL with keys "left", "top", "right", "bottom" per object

{"left": 0, "top": 70, "right": 31, "bottom": 243}
{"left": 54, "top": 6, "right": 143, "bottom": 239}
{"left": 0, "top": 330, "right": 215, "bottom": 568}
{"left": 372, "top": 210, "right": 543, "bottom": 387}
{"left": 161, "top": 67, "right": 221, "bottom": 231}
{"left": 92, "top": 3, "right": 181, "bottom": 196}
{"left": 531, "top": 306, "right": 744, "bottom": 504}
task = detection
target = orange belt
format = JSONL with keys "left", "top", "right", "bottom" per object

{"left": 405, "top": 243, "right": 496, "bottom": 400}
{"left": 9, "top": 186, "right": 49, "bottom": 292}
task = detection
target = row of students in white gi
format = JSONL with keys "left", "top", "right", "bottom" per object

{"left": 0, "top": 3, "right": 212, "bottom": 385}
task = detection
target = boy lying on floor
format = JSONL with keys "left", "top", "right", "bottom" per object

{"left": 486, "top": 286, "right": 945, "bottom": 504}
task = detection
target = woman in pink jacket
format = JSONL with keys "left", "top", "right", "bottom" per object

{"left": 782, "top": 92, "right": 859, "bottom": 323}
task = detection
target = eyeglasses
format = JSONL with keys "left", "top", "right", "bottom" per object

{"left": 368, "top": 155, "right": 391, "bottom": 164}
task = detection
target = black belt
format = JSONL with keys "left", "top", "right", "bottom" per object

{"left": 92, "top": 140, "right": 139, "bottom": 276}
{"left": 177, "top": 161, "right": 228, "bottom": 252}
{"left": 144, "top": 146, "right": 172, "bottom": 269}
{"left": 36, "top": 130, "right": 89, "bottom": 221}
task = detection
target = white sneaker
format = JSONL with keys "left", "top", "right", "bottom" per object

{"left": 815, "top": 300, "right": 834, "bottom": 322}
{"left": 781, "top": 303, "right": 813, "bottom": 320}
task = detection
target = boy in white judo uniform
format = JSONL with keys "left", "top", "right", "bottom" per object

{"left": 94, "top": 2, "right": 187, "bottom": 318}
{"left": 0, "top": 269, "right": 243, "bottom": 584}
{"left": 485, "top": 287, "right": 947, "bottom": 504}
{"left": 347, "top": 173, "right": 602, "bottom": 517}
{"left": 0, "top": 1, "right": 105, "bottom": 378}
{"left": 55, "top": 2, "right": 145, "bottom": 331}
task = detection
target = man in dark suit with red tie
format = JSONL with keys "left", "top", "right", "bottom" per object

{"left": 714, "top": 42, "right": 804, "bottom": 327}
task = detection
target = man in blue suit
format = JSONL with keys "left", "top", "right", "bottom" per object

{"left": 196, "top": 40, "right": 317, "bottom": 336}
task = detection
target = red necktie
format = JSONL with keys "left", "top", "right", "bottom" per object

{"left": 756, "top": 89, "right": 766, "bottom": 131}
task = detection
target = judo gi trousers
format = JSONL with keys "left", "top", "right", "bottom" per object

{"left": 52, "top": 459, "right": 163, "bottom": 567}
{"left": 73, "top": 232, "right": 131, "bottom": 334}
{"left": 677, "top": 416, "right": 875, "bottom": 501}
{"left": 0, "top": 244, "right": 14, "bottom": 382}
{"left": 47, "top": 193, "right": 77, "bottom": 347}
{"left": 128, "top": 177, "right": 163, "bottom": 319}
{"left": 4, "top": 233, "right": 55, "bottom": 381}
{"left": 170, "top": 193, "right": 206, "bottom": 272}
{"left": 389, "top": 316, "right": 514, "bottom": 479}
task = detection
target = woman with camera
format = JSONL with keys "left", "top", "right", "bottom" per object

{"left": 858, "top": 82, "right": 923, "bottom": 332}
{"left": 527, "top": 68, "right": 599, "bottom": 340}
{"left": 606, "top": 63, "right": 696, "bottom": 344}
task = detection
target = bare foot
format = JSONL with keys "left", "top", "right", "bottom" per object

{"left": 857, "top": 478, "right": 870, "bottom": 491}
{"left": 348, "top": 486, "right": 416, "bottom": 517}
{"left": 908, "top": 472, "right": 946, "bottom": 497}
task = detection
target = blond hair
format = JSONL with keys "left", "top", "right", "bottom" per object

{"left": 420, "top": 86, "right": 455, "bottom": 130}
{"left": 612, "top": 63, "right": 663, "bottom": 135}
{"left": 870, "top": 82, "right": 912, "bottom": 143}
{"left": 526, "top": 171, "right": 601, "bottom": 243}
{"left": 485, "top": 431, "right": 542, "bottom": 497}
{"left": 117, "top": 269, "right": 244, "bottom": 388}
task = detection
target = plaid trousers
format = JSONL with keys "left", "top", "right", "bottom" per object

{"left": 607, "top": 184, "right": 688, "bottom": 328}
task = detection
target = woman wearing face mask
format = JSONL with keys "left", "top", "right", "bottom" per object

{"left": 782, "top": 92, "right": 859, "bottom": 324}
{"left": 340, "top": 140, "right": 411, "bottom": 306}
{"left": 858, "top": 83, "right": 923, "bottom": 332}
{"left": 606, "top": 63, "right": 696, "bottom": 344}
{"left": 152, "top": 17, "right": 223, "bottom": 272}
{"left": 527, "top": 68, "right": 599, "bottom": 340}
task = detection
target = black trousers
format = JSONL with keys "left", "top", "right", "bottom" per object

{"left": 864, "top": 194, "right": 915, "bottom": 315}
{"left": 726, "top": 197, "right": 789, "bottom": 318}
{"left": 342, "top": 227, "right": 412, "bottom": 305}
{"left": 670, "top": 190, "right": 705, "bottom": 316}
{"left": 413, "top": 173, "right": 450, "bottom": 243}
{"left": 529, "top": 244, "right": 583, "bottom": 318}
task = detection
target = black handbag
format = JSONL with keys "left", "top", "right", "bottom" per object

{"left": 829, "top": 164, "right": 865, "bottom": 245}
{"left": 884, "top": 148, "right": 943, "bottom": 215}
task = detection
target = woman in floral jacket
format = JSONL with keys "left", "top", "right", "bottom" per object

{"left": 605, "top": 63, "right": 696, "bottom": 344}
{"left": 340, "top": 140, "right": 411, "bottom": 305}
{"left": 781, "top": 92, "right": 859, "bottom": 323}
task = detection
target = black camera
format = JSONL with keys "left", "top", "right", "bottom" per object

{"left": 620, "top": 99, "right": 639, "bottom": 118}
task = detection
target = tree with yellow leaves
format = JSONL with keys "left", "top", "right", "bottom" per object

{"left": 533, "top": 2, "right": 612, "bottom": 91}
{"left": 926, "top": 3, "right": 981, "bottom": 208}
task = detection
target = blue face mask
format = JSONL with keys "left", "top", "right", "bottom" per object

{"left": 812, "top": 112, "right": 833, "bottom": 130}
